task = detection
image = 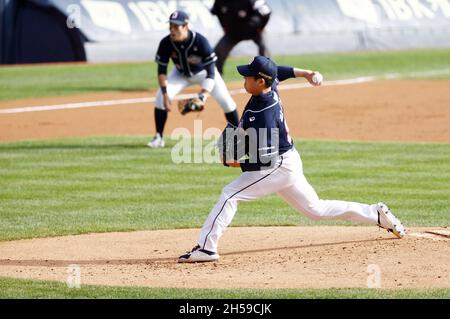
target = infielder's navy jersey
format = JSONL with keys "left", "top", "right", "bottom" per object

{"left": 239, "top": 66, "right": 295, "bottom": 172}
{"left": 155, "top": 31, "right": 217, "bottom": 77}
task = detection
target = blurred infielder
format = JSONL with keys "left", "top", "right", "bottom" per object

{"left": 179, "top": 56, "right": 406, "bottom": 263}
{"left": 148, "top": 10, "right": 239, "bottom": 148}
{"left": 211, "top": 0, "right": 272, "bottom": 74}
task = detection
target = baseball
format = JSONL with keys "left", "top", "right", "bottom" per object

{"left": 312, "top": 72, "right": 323, "bottom": 85}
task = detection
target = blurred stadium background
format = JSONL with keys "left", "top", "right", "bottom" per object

{"left": 1, "top": 0, "right": 450, "bottom": 64}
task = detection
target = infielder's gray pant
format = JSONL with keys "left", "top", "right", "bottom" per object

{"left": 198, "top": 148, "right": 380, "bottom": 252}
{"left": 155, "top": 68, "right": 236, "bottom": 113}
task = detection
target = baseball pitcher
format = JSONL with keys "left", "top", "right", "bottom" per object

{"left": 179, "top": 56, "right": 406, "bottom": 263}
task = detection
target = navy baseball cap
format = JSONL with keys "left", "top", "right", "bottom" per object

{"left": 237, "top": 56, "right": 277, "bottom": 82}
{"left": 168, "top": 10, "right": 189, "bottom": 25}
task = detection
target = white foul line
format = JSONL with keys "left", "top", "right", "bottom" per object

{"left": 1, "top": 69, "right": 449, "bottom": 115}
{"left": 0, "top": 77, "right": 375, "bottom": 114}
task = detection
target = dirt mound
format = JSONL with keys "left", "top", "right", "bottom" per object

{"left": 0, "top": 226, "right": 448, "bottom": 289}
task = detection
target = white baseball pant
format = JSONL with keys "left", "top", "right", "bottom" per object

{"left": 198, "top": 148, "right": 380, "bottom": 252}
{"left": 155, "top": 68, "right": 236, "bottom": 113}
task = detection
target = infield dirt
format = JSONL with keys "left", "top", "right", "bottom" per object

{"left": 0, "top": 226, "right": 449, "bottom": 289}
{"left": 1, "top": 80, "right": 450, "bottom": 142}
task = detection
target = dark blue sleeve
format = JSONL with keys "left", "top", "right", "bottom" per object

{"left": 158, "top": 64, "right": 168, "bottom": 75}
{"left": 197, "top": 34, "right": 218, "bottom": 75}
{"left": 155, "top": 38, "right": 170, "bottom": 69}
{"left": 277, "top": 66, "right": 295, "bottom": 82}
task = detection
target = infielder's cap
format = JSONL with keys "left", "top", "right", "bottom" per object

{"left": 237, "top": 56, "right": 277, "bottom": 82}
{"left": 168, "top": 10, "right": 189, "bottom": 25}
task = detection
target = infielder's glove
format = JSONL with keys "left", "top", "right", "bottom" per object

{"left": 177, "top": 94, "right": 206, "bottom": 115}
{"left": 217, "top": 123, "right": 247, "bottom": 166}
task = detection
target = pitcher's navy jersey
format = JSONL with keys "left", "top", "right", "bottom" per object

{"left": 239, "top": 66, "right": 295, "bottom": 172}
{"left": 155, "top": 31, "right": 217, "bottom": 77}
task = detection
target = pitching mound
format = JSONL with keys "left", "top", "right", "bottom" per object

{"left": 0, "top": 226, "right": 448, "bottom": 289}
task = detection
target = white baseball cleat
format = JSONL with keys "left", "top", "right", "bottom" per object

{"left": 178, "top": 245, "right": 220, "bottom": 263}
{"left": 376, "top": 202, "right": 406, "bottom": 239}
{"left": 147, "top": 133, "right": 165, "bottom": 148}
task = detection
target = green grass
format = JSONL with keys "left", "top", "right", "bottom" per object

{"left": 0, "top": 277, "right": 448, "bottom": 299}
{"left": 1, "top": 48, "right": 450, "bottom": 101}
{"left": 0, "top": 136, "right": 449, "bottom": 242}
{"left": 273, "top": 48, "right": 450, "bottom": 80}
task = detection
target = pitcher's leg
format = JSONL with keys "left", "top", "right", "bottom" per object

{"left": 197, "top": 187, "right": 238, "bottom": 252}
{"left": 278, "top": 175, "right": 379, "bottom": 224}
{"left": 198, "top": 161, "right": 288, "bottom": 252}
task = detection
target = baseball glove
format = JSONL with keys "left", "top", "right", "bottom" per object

{"left": 217, "top": 123, "right": 247, "bottom": 166}
{"left": 177, "top": 95, "right": 205, "bottom": 115}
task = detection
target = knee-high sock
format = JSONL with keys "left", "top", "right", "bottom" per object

{"left": 155, "top": 108, "right": 168, "bottom": 136}
{"left": 225, "top": 110, "right": 239, "bottom": 127}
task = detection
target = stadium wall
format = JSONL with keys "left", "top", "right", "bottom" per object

{"left": 1, "top": 0, "right": 450, "bottom": 64}
{"left": 1, "top": 0, "right": 86, "bottom": 64}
